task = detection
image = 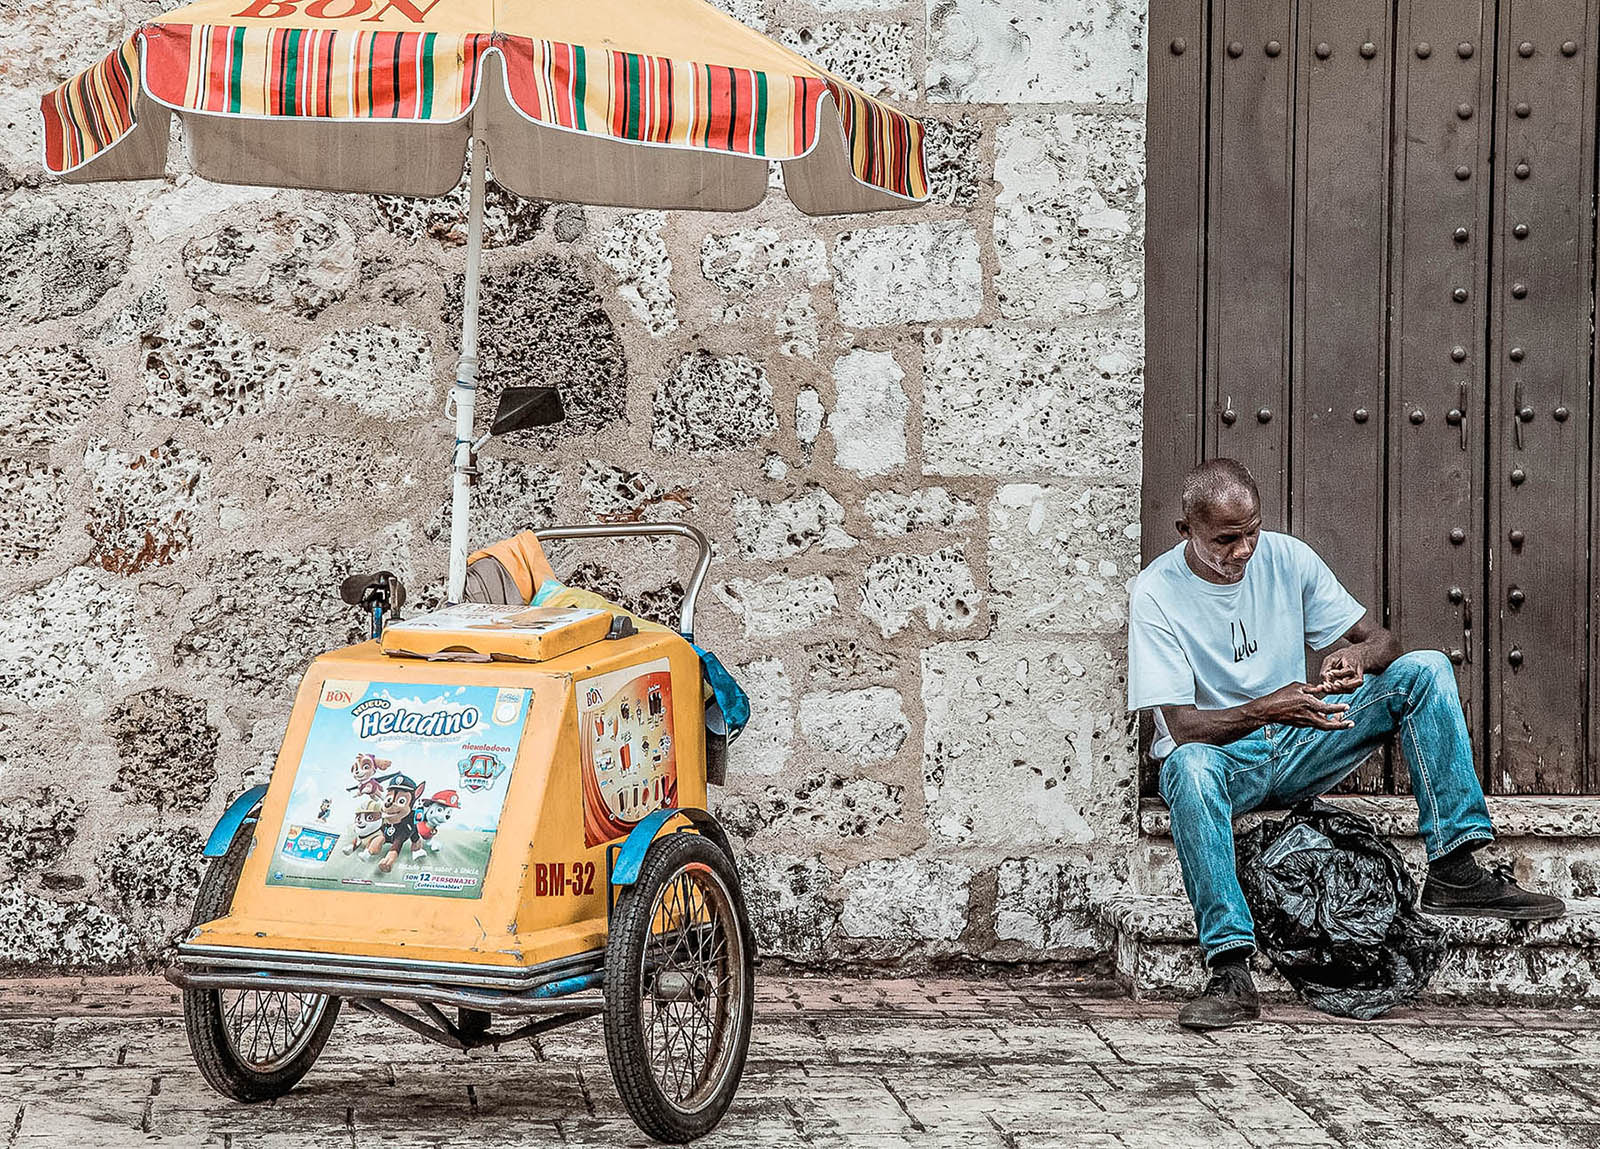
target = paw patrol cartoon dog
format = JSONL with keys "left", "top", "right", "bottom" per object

{"left": 368, "top": 773, "right": 427, "bottom": 873}
{"left": 347, "top": 753, "right": 391, "bottom": 800}
{"left": 342, "top": 798, "right": 384, "bottom": 855}
{"left": 416, "top": 789, "right": 461, "bottom": 853}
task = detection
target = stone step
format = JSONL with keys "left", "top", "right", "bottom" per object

{"left": 1132, "top": 796, "right": 1600, "bottom": 901}
{"left": 1138, "top": 794, "right": 1600, "bottom": 839}
{"left": 1103, "top": 892, "right": 1600, "bottom": 1005}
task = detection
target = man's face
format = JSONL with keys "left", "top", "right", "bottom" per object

{"left": 1178, "top": 490, "right": 1261, "bottom": 584}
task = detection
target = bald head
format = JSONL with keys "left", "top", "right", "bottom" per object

{"left": 1181, "top": 458, "right": 1260, "bottom": 524}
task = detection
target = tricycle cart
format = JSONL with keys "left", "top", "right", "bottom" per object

{"left": 39, "top": 0, "right": 929, "bottom": 1139}
{"left": 170, "top": 522, "right": 755, "bottom": 1143}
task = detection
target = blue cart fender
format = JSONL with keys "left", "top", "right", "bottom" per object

{"left": 608, "top": 807, "right": 734, "bottom": 887}
{"left": 203, "top": 785, "right": 268, "bottom": 858}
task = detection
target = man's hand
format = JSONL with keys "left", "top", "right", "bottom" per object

{"left": 1317, "top": 649, "right": 1365, "bottom": 693}
{"left": 1248, "top": 682, "right": 1353, "bottom": 730}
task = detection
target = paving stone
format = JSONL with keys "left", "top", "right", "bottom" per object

{"left": 183, "top": 210, "right": 358, "bottom": 318}
{"left": 831, "top": 349, "right": 909, "bottom": 477}
{"left": 594, "top": 209, "right": 678, "bottom": 336}
{"left": 0, "top": 192, "right": 129, "bottom": 324}
{"left": 83, "top": 439, "right": 209, "bottom": 575}
{"left": 0, "top": 568, "right": 154, "bottom": 709}
{"left": 834, "top": 222, "right": 984, "bottom": 328}
{"left": 444, "top": 255, "right": 627, "bottom": 448}
{"left": 653, "top": 351, "right": 778, "bottom": 454}
{"left": 995, "top": 111, "right": 1145, "bottom": 321}
{"left": 926, "top": 0, "right": 1148, "bottom": 104}
{"left": 923, "top": 324, "right": 1142, "bottom": 477}
{"left": 0, "top": 345, "right": 109, "bottom": 455}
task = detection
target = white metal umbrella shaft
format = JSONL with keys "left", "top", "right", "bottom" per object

{"left": 446, "top": 105, "right": 487, "bottom": 603}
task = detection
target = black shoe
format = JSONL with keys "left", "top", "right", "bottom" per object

{"left": 1421, "top": 862, "right": 1566, "bottom": 921}
{"left": 1177, "top": 961, "right": 1260, "bottom": 1031}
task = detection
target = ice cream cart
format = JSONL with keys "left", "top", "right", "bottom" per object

{"left": 168, "top": 522, "right": 754, "bottom": 1143}
{"left": 39, "top": 0, "right": 930, "bottom": 1139}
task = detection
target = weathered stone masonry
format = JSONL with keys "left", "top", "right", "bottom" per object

{"left": 0, "top": 0, "right": 1148, "bottom": 968}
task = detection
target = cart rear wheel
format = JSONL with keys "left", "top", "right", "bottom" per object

{"left": 604, "top": 831, "right": 754, "bottom": 1143}
{"left": 182, "top": 819, "right": 340, "bottom": 1102}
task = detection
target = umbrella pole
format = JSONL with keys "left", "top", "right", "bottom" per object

{"left": 446, "top": 104, "right": 487, "bottom": 604}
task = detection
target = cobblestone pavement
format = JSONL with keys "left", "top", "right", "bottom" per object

{"left": 2, "top": 975, "right": 1599, "bottom": 1147}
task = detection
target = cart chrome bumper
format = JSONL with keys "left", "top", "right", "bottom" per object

{"left": 169, "top": 944, "right": 605, "bottom": 1015}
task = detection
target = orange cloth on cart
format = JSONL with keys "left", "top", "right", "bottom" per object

{"left": 465, "top": 533, "right": 670, "bottom": 640}
{"left": 466, "top": 531, "right": 559, "bottom": 603}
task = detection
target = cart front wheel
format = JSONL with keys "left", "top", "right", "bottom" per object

{"left": 604, "top": 831, "right": 754, "bottom": 1143}
{"left": 182, "top": 820, "right": 340, "bottom": 1102}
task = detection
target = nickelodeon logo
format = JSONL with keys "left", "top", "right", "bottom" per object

{"left": 232, "top": 0, "right": 444, "bottom": 23}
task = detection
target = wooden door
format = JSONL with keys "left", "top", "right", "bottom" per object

{"left": 1142, "top": 0, "right": 1599, "bottom": 794}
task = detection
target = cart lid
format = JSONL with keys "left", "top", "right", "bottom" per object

{"left": 379, "top": 603, "right": 611, "bottom": 662}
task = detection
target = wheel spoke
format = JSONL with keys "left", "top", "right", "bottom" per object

{"left": 216, "top": 987, "right": 326, "bottom": 1072}
{"left": 632, "top": 858, "right": 745, "bottom": 1115}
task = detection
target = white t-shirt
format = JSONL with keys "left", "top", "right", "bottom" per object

{"left": 1127, "top": 531, "right": 1365, "bottom": 759}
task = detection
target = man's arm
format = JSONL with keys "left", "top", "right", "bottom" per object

{"left": 1316, "top": 615, "right": 1401, "bottom": 691}
{"left": 1161, "top": 681, "right": 1354, "bottom": 748}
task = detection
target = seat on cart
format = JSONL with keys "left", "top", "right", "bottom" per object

{"left": 462, "top": 531, "right": 748, "bottom": 781}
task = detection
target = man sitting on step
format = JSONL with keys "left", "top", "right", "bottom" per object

{"left": 1128, "top": 457, "right": 1565, "bottom": 1032}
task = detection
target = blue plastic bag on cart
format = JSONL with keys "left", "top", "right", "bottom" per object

{"left": 1235, "top": 799, "right": 1446, "bottom": 1019}
{"left": 694, "top": 645, "right": 747, "bottom": 786}
{"left": 694, "top": 645, "right": 748, "bottom": 741}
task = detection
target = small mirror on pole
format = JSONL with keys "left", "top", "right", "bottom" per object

{"left": 491, "top": 385, "right": 565, "bottom": 435}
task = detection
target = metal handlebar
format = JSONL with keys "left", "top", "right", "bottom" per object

{"left": 533, "top": 522, "right": 713, "bottom": 640}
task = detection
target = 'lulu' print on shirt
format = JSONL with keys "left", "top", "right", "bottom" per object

{"left": 1231, "top": 619, "right": 1258, "bottom": 664}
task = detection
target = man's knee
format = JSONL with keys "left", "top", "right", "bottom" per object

{"left": 1160, "top": 743, "right": 1227, "bottom": 803}
{"left": 1387, "top": 649, "right": 1456, "bottom": 689}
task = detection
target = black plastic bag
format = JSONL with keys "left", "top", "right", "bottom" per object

{"left": 1235, "top": 799, "right": 1445, "bottom": 1019}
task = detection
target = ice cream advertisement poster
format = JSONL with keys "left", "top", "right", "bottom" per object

{"left": 267, "top": 680, "right": 531, "bottom": 899}
{"left": 579, "top": 659, "right": 678, "bottom": 848}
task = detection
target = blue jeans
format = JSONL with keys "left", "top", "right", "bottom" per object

{"left": 1158, "top": 650, "right": 1495, "bottom": 962}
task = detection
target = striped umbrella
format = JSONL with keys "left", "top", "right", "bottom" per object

{"left": 40, "top": 0, "right": 929, "bottom": 598}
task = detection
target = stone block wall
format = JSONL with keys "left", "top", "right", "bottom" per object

{"left": 0, "top": 0, "right": 1148, "bottom": 969}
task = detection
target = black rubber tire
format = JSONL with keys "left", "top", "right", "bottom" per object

{"left": 604, "top": 832, "right": 755, "bottom": 1143}
{"left": 182, "top": 818, "right": 341, "bottom": 1102}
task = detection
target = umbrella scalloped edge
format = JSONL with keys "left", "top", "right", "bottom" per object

{"left": 39, "top": 24, "right": 929, "bottom": 203}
